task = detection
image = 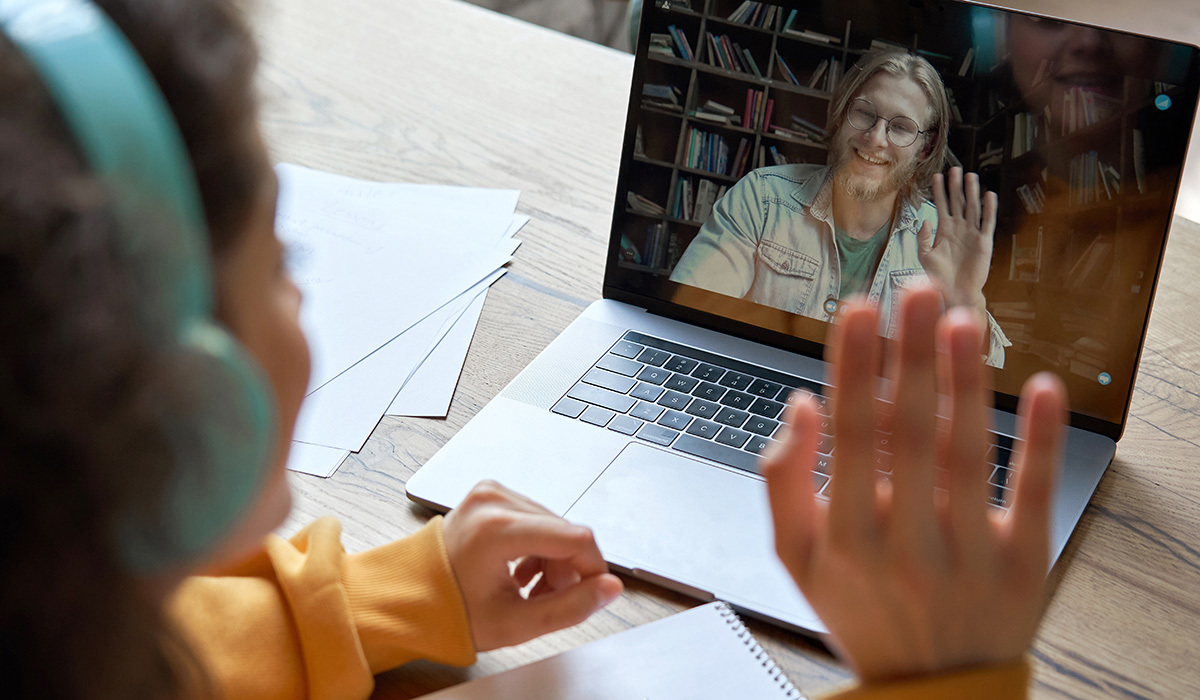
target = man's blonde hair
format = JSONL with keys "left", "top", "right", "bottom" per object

{"left": 825, "top": 50, "right": 951, "bottom": 200}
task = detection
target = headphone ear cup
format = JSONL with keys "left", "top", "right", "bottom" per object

{"left": 120, "top": 322, "right": 275, "bottom": 571}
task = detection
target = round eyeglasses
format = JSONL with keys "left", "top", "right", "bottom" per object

{"left": 845, "top": 98, "right": 927, "bottom": 148}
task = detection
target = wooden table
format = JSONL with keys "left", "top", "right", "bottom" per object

{"left": 255, "top": 0, "right": 1200, "bottom": 696}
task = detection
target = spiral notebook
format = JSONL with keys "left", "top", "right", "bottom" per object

{"left": 418, "top": 601, "right": 807, "bottom": 699}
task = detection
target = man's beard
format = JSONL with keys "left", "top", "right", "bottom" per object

{"left": 831, "top": 139, "right": 918, "bottom": 202}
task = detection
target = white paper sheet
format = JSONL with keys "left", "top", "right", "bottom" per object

{"left": 292, "top": 268, "right": 507, "bottom": 452}
{"left": 387, "top": 215, "right": 530, "bottom": 417}
{"left": 286, "top": 441, "right": 350, "bottom": 479}
{"left": 275, "top": 163, "right": 520, "bottom": 393}
{"left": 386, "top": 286, "right": 488, "bottom": 417}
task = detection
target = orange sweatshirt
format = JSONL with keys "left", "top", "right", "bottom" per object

{"left": 169, "top": 516, "right": 1027, "bottom": 699}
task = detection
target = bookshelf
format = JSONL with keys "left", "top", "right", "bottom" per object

{"left": 619, "top": 0, "right": 858, "bottom": 275}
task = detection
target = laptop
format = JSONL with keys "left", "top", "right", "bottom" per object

{"left": 408, "top": 0, "right": 1200, "bottom": 634}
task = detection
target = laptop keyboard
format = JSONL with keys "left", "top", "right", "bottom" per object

{"left": 551, "top": 331, "right": 1019, "bottom": 513}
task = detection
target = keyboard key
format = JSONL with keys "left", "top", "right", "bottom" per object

{"left": 717, "top": 371, "right": 754, "bottom": 391}
{"left": 637, "top": 366, "right": 670, "bottom": 385}
{"left": 817, "top": 433, "right": 834, "bottom": 455}
{"left": 987, "top": 444, "right": 1012, "bottom": 467}
{"left": 580, "top": 406, "right": 616, "bottom": 427}
{"left": 813, "top": 472, "right": 830, "bottom": 494}
{"left": 814, "top": 455, "right": 833, "bottom": 475}
{"left": 672, "top": 434, "right": 761, "bottom": 475}
{"left": 714, "top": 427, "right": 750, "bottom": 448}
{"left": 719, "top": 391, "right": 755, "bottom": 410}
{"left": 691, "top": 363, "right": 725, "bottom": 382}
{"left": 664, "top": 355, "right": 700, "bottom": 374}
{"left": 988, "top": 484, "right": 1013, "bottom": 508}
{"left": 693, "top": 381, "right": 726, "bottom": 401}
{"left": 714, "top": 407, "right": 749, "bottom": 428}
{"left": 748, "top": 397, "right": 784, "bottom": 419}
{"left": 631, "top": 382, "right": 665, "bottom": 401}
{"left": 551, "top": 397, "right": 587, "bottom": 419}
{"left": 608, "top": 415, "right": 643, "bottom": 435}
{"left": 637, "top": 348, "right": 672, "bottom": 367}
{"left": 664, "top": 373, "right": 700, "bottom": 393}
{"left": 685, "top": 398, "right": 720, "bottom": 419}
{"left": 745, "top": 435, "right": 776, "bottom": 455}
{"left": 877, "top": 434, "right": 892, "bottom": 454}
{"left": 657, "top": 390, "right": 691, "bottom": 410}
{"left": 748, "top": 379, "right": 783, "bottom": 399}
{"left": 638, "top": 423, "right": 679, "bottom": 446}
{"left": 744, "top": 416, "right": 778, "bottom": 436}
{"left": 611, "top": 340, "right": 644, "bottom": 359}
{"left": 658, "top": 410, "right": 692, "bottom": 430}
{"left": 631, "top": 401, "right": 664, "bottom": 422}
{"left": 596, "top": 355, "right": 642, "bottom": 376}
{"left": 990, "top": 466, "right": 1014, "bottom": 489}
{"left": 567, "top": 383, "right": 636, "bottom": 413}
{"left": 686, "top": 419, "right": 721, "bottom": 439}
{"left": 583, "top": 368, "right": 636, "bottom": 394}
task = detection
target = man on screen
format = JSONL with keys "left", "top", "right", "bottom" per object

{"left": 670, "top": 51, "right": 1010, "bottom": 367}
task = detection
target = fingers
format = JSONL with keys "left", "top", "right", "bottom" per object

{"left": 948, "top": 166, "right": 965, "bottom": 219}
{"left": 490, "top": 514, "right": 610, "bottom": 578}
{"left": 828, "top": 302, "right": 883, "bottom": 545}
{"left": 763, "top": 395, "right": 822, "bottom": 581}
{"left": 939, "top": 307, "right": 991, "bottom": 549}
{"left": 965, "top": 171, "right": 982, "bottom": 229}
{"left": 1008, "top": 373, "right": 1068, "bottom": 562}
{"left": 517, "top": 572, "right": 624, "bottom": 640}
{"left": 981, "top": 190, "right": 999, "bottom": 239}
{"left": 931, "top": 172, "right": 948, "bottom": 222}
{"left": 886, "top": 287, "right": 942, "bottom": 544}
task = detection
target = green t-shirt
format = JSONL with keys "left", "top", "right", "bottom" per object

{"left": 836, "top": 221, "right": 890, "bottom": 298}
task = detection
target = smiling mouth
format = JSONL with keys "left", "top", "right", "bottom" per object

{"left": 855, "top": 149, "right": 890, "bottom": 166}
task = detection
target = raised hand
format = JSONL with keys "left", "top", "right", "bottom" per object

{"left": 441, "top": 481, "right": 624, "bottom": 652}
{"left": 917, "top": 167, "right": 998, "bottom": 314}
{"left": 763, "top": 285, "right": 1066, "bottom": 681}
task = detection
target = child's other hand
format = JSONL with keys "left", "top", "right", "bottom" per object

{"left": 763, "top": 286, "right": 1067, "bottom": 681}
{"left": 442, "top": 481, "right": 624, "bottom": 652}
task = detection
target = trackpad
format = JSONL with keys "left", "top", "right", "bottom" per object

{"left": 565, "top": 442, "right": 822, "bottom": 631}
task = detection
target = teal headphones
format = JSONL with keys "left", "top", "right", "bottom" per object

{"left": 0, "top": 0, "right": 275, "bottom": 570}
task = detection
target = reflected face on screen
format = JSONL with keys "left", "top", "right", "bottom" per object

{"left": 1008, "top": 16, "right": 1159, "bottom": 125}
{"left": 830, "top": 73, "right": 931, "bottom": 202}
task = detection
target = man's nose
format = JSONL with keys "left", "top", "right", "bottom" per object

{"left": 865, "top": 117, "right": 889, "bottom": 148}
{"left": 1065, "top": 27, "right": 1109, "bottom": 55}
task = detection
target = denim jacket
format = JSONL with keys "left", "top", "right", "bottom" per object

{"left": 670, "top": 164, "right": 1009, "bottom": 367}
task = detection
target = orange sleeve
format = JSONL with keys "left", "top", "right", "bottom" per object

{"left": 169, "top": 516, "right": 476, "bottom": 700}
{"left": 817, "top": 659, "right": 1030, "bottom": 700}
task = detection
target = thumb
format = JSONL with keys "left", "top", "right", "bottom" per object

{"left": 917, "top": 220, "right": 935, "bottom": 258}
{"left": 522, "top": 573, "right": 624, "bottom": 638}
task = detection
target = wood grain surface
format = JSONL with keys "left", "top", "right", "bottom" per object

{"left": 253, "top": 0, "right": 1200, "bottom": 696}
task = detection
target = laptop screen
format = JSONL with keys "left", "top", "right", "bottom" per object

{"left": 605, "top": 0, "right": 1200, "bottom": 432}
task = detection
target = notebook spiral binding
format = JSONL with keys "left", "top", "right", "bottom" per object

{"left": 715, "top": 601, "right": 808, "bottom": 700}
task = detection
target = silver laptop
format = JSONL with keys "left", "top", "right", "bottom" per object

{"left": 408, "top": 0, "right": 1200, "bottom": 634}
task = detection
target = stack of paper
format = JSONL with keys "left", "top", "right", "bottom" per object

{"left": 274, "top": 164, "right": 526, "bottom": 477}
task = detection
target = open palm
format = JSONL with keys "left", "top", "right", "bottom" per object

{"left": 917, "top": 167, "right": 997, "bottom": 312}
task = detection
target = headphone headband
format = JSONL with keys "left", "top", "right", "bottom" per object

{"left": 0, "top": 0, "right": 211, "bottom": 327}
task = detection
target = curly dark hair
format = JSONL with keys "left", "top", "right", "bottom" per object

{"left": 0, "top": 0, "right": 264, "bottom": 697}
